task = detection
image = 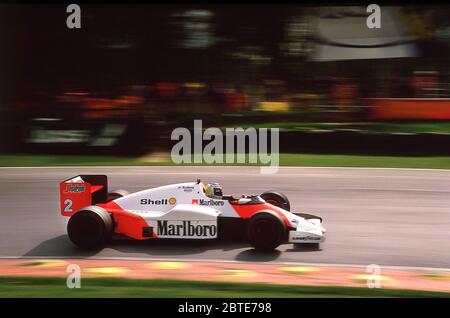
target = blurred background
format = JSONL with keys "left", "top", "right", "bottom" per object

{"left": 1, "top": 4, "right": 450, "bottom": 158}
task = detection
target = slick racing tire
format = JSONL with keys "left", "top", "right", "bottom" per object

{"left": 260, "top": 191, "right": 290, "bottom": 211}
{"left": 247, "top": 212, "right": 287, "bottom": 251}
{"left": 67, "top": 206, "right": 113, "bottom": 250}
{"left": 107, "top": 189, "right": 129, "bottom": 201}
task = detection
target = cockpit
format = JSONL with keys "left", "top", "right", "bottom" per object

{"left": 198, "top": 179, "right": 264, "bottom": 205}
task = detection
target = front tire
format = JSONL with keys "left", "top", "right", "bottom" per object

{"left": 247, "top": 212, "right": 286, "bottom": 251}
{"left": 67, "top": 206, "right": 113, "bottom": 250}
{"left": 260, "top": 191, "right": 290, "bottom": 211}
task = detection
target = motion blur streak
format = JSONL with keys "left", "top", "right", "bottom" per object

{"left": 2, "top": 5, "right": 450, "bottom": 156}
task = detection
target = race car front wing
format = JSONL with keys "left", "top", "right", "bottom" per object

{"left": 288, "top": 218, "right": 326, "bottom": 243}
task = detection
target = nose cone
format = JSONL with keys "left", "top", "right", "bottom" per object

{"left": 288, "top": 216, "right": 326, "bottom": 243}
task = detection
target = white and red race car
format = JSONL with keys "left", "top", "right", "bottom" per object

{"left": 60, "top": 175, "right": 326, "bottom": 251}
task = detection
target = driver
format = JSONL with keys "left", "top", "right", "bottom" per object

{"left": 204, "top": 182, "right": 223, "bottom": 199}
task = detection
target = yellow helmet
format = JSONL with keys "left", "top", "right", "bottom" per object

{"left": 205, "top": 182, "right": 223, "bottom": 198}
{"left": 204, "top": 184, "right": 214, "bottom": 196}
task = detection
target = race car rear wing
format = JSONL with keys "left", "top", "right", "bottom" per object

{"left": 59, "top": 175, "right": 108, "bottom": 216}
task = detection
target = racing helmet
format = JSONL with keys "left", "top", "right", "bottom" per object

{"left": 205, "top": 182, "right": 223, "bottom": 199}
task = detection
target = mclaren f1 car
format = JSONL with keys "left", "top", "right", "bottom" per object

{"left": 60, "top": 175, "right": 326, "bottom": 251}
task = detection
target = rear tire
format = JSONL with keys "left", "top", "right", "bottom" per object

{"left": 247, "top": 212, "right": 286, "bottom": 251}
{"left": 260, "top": 191, "right": 290, "bottom": 211}
{"left": 67, "top": 206, "right": 113, "bottom": 250}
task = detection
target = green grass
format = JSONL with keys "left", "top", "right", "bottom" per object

{"left": 0, "top": 276, "right": 448, "bottom": 298}
{"left": 1, "top": 153, "right": 450, "bottom": 169}
{"left": 0, "top": 155, "right": 141, "bottom": 167}
{"left": 224, "top": 121, "right": 450, "bottom": 134}
{"left": 278, "top": 154, "right": 450, "bottom": 169}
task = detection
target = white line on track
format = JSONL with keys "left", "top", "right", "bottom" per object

{"left": 1, "top": 255, "right": 449, "bottom": 272}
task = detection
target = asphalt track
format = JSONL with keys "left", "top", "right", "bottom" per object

{"left": 0, "top": 166, "right": 449, "bottom": 269}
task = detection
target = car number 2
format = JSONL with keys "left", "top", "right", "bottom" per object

{"left": 64, "top": 199, "right": 73, "bottom": 212}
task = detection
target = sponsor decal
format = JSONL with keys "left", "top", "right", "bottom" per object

{"left": 140, "top": 197, "right": 177, "bottom": 205}
{"left": 178, "top": 185, "right": 194, "bottom": 193}
{"left": 292, "top": 236, "right": 321, "bottom": 241}
{"left": 64, "top": 184, "right": 86, "bottom": 193}
{"left": 191, "top": 198, "right": 224, "bottom": 206}
{"left": 157, "top": 220, "right": 217, "bottom": 237}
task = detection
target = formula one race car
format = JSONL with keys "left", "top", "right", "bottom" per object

{"left": 60, "top": 175, "right": 326, "bottom": 251}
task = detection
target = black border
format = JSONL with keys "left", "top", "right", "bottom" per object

{"left": 1, "top": 298, "right": 449, "bottom": 316}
